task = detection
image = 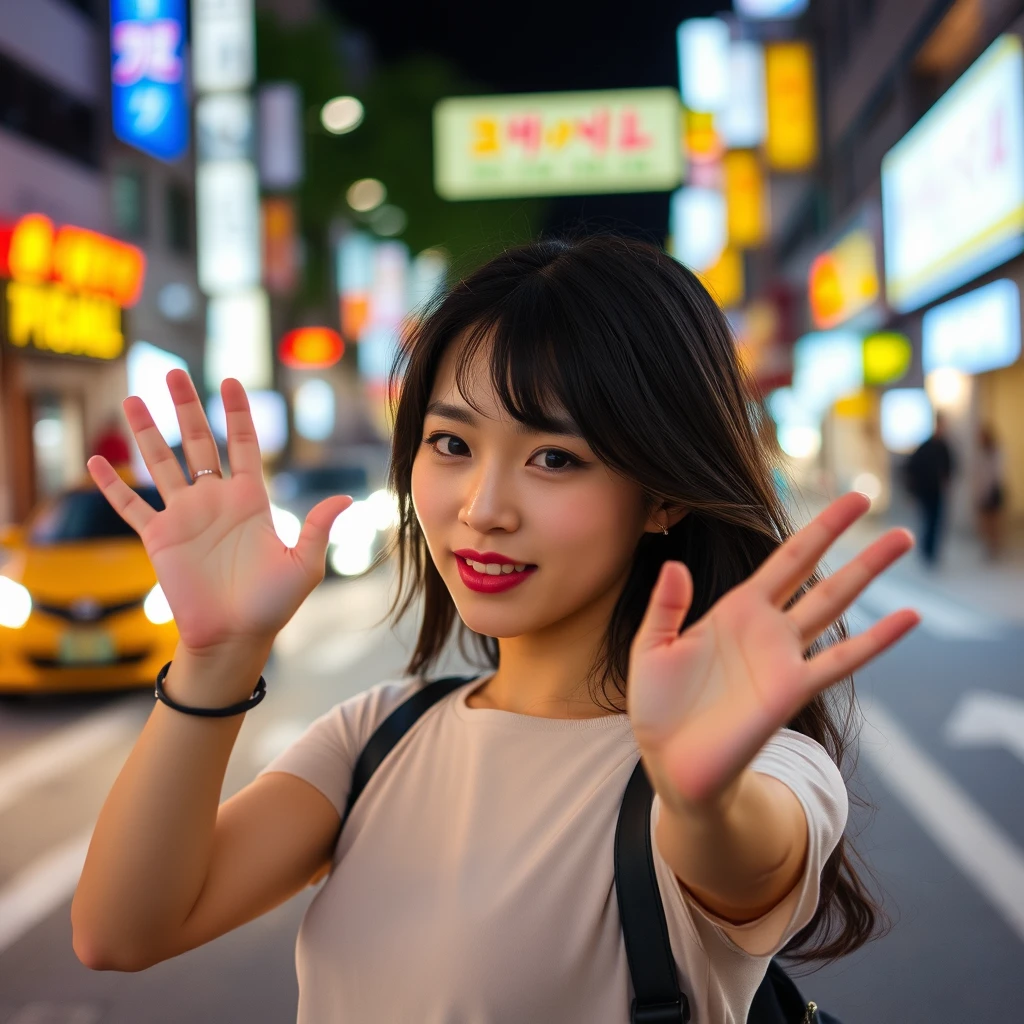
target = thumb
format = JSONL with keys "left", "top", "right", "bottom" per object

{"left": 633, "top": 560, "right": 694, "bottom": 655}
{"left": 293, "top": 495, "right": 354, "bottom": 576}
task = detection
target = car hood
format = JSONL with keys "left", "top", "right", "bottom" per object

{"left": 2, "top": 539, "right": 157, "bottom": 604}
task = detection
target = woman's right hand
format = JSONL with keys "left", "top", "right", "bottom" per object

{"left": 87, "top": 370, "right": 353, "bottom": 659}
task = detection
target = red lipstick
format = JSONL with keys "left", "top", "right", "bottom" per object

{"left": 453, "top": 550, "right": 538, "bottom": 594}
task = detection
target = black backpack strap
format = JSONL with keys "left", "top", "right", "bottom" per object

{"left": 615, "top": 759, "right": 690, "bottom": 1023}
{"left": 615, "top": 759, "right": 834, "bottom": 1024}
{"left": 340, "top": 674, "right": 478, "bottom": 829}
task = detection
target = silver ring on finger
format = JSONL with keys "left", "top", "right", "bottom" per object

{"left": 191, "top": 468, "right": 222, "bottom": 482}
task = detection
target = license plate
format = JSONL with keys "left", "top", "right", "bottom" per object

{"left": 59, "top": 629, "right": 116, "bottom": 664}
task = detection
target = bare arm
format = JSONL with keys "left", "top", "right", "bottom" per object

{"left": 71, "top": 644, "right": 341, "bottom": 971}
{"left": 654, "top": 767, "right": 807, "bottom": 924}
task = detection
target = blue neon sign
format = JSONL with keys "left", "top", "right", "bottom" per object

{"left": 110, "top": 0, "right": 189, "bottom": 162}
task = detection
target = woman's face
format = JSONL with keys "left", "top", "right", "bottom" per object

{"left": 411, "top": 338, "right": 658, "bottom": 642}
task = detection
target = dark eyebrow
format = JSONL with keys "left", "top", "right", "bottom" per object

{"left": 424, "top": 400, "right": 583, "bottom": 439}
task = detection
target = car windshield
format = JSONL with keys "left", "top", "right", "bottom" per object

{"left": 28, "top": 488, "right": 164, "bottom": 545}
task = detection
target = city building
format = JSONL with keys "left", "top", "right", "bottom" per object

{"left": 0, "top": 0, "right": 202, "bottom": 522}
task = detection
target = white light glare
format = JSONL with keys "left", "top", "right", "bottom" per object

{"left": 925, "top": 368, "right": 971, "bottom": 412}
{"left": 321, "top": 96, "right": 364, "bottom": 134}
{"left": 271, "top": 504, "right": 302, "bottom": 548}
{"left": 852, "top": 472, "right": 883, "bottom": 502}
{"left": 366, "top": 488, "right": 400, "bottom": 530}
{"left": 777, "top": 425, "right": 822, "bottom": 459}
{"left": 143, "top": 584, "right": 174, "bottom": 625}
{"left": 0, "top": 576, "right": 32, "bottom": 628}
{"left": 347, "top": 178, "right": 386, "bottom": 212}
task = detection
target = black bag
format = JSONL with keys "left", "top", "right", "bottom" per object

{"left": 340, "top": 675, "right": 841, "bottom": 1024}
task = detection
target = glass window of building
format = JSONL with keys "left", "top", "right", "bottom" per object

{"left": 166, "top": 182, "right": 192, "bottom": 255}
{"left": 112, "top": 169, "right": 147, "bottom": 240}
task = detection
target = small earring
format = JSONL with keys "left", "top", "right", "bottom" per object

{"left": 661, "top": 524, "right": 669, "bottom": 536}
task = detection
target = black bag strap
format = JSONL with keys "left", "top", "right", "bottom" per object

{"left": 615, "top": 759, "right": 690, "bottom": 1023}
{"left": 343, "top": 677, "right": 822, "bottom": 1024}
{"left": 340, "top": 674, "right": 477, "bottom": 828}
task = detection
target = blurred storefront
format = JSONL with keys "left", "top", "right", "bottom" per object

{"left": 0, "top": 213, "right": 145, "bottom": 519}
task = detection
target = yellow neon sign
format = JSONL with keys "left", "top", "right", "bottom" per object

{"left": 765, "top": 42, "right": 819, "bottom": 172}
{"left": 6, "top": 281, "right": 124, "bottom": 360}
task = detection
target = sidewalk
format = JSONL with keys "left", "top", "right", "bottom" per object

{"left": 788, "top": 488, "right": 1024, "bottom": 629}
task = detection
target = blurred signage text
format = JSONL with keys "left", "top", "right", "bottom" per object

{"left": 882, "top": 35, "right": 1024, "bottom": 313}
{"left": 192, "top": 0, "right": 255, "bottom": 93}
{"left": 0, "top": 214, "right": 146, "bottom": 361}
{"left": 808, "top": 224, "right": 881, "bottom": 330}
{"left": 434, "top": 89, "right": 683, "bottom": 199}
{"left": 111, "top": 0, "right": 189, "bottom": 162}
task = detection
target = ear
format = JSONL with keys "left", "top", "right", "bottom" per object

{"left": 645, "top": 502, "right": 688, "bottom": 535}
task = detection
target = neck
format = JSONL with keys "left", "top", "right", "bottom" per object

{"left": 468, "top": 576, "right": 628, "bottom": 719}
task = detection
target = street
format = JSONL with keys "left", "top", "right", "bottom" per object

{"left": 0, "top": 549, "right": 1022, "bottom": 1022}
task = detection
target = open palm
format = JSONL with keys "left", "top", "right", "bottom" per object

{"left": 628, "top": 493, "right": 919, "bottom": 811}
{"left": 87, "top": 371, "right": 352, "bottom": 655}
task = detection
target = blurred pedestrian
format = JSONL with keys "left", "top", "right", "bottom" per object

{"left": 975, "top": 424, "right": 1006, "bottom": 560}
{"left": 91, "top": 415, "right": 132, "bottom": 467}
{"left": 905, "top": 412, "right": 957, "bottom": 567}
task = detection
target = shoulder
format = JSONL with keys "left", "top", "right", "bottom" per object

{"left": 751, "top": 728, "right": 849, "bottom": 835}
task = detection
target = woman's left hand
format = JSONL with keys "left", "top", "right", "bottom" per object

{"left": 628, "top": 492, "right": 919, "bottom": 814}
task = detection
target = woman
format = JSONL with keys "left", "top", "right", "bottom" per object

{"left": 71, "top": 236, "right": 918, "bottom": 1022}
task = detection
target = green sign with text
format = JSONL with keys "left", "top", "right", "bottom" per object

{"left": 434, "top": 88, "right": 684, "bottom": 200}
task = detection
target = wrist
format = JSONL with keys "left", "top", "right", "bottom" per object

{"left": 162, "top": 637, "right": 274, "bottom": 710}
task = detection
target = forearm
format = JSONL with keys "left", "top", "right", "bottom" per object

{"left": 654, "top": 768, "right": 808, "bottom": 924}
{"left": 71, "top": 641, "right": 271, "bottom": 970}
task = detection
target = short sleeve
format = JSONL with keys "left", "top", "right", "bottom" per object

{"left": 652, "top": 728, "right": 849, "bottom": 959}
{"left": 256, "top": 677, "right": 424, "bottom": 818}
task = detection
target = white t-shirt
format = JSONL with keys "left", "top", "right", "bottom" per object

{"left": 258, "top": 675, "right": 848, "bottom": 1023}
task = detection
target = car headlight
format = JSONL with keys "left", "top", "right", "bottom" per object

{"left": 0, "top": 577, "right": 31, "bottom": 628}
{"left": 144, "top": 583, "right": 174, "bottom": 625}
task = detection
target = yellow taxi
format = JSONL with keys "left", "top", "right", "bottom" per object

{"left": 0, "top": 476, "right": 177, "bottom": 693}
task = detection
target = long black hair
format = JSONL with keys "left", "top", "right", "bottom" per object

{"left": 374, "top": 234, "right": 884, "bottom": 964}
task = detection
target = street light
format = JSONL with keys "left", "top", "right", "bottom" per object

{"left": 347, "top": 178, "right": 386, "bottom": 212}
{"left": 321, "top": 96, "right": 364, "bottom": 134}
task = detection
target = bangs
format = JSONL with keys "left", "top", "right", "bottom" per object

{"left": 448, "top": 281, "right": 582, "bottom": 440}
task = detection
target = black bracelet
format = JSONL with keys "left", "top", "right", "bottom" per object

{"left": 154, "top": 660, "right": 267, "bottom": 717}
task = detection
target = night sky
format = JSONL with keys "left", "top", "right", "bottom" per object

{"left": 324, "top": 0, "right": 723, "bottom": 238}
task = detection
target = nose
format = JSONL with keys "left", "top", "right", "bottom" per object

{"left": 459, "top": 458, "right": 520, "bottom": 535}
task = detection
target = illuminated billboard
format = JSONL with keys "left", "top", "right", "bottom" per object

{"left": 922, "top": 279, "right": 1021, "bottom": 375}
{"left": 433, "top": 89, "right": 683, "bottom": 199}
{"left": 764, "top": 43, "right": 818, "bottom": 172}
{"left": 110, "top": 0, "right": 189, "bottom": 162}
{"left": 882, "top": 35, "right": 1024, "bottom": 313}
{"left": 735, "top": 0, "right": 808, "bottom": 17}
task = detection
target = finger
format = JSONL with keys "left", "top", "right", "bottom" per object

{"left": 86, "top": 456, "right": 158, "bottom": 535}
{"left": 801, "top": 609, "right": 920, "bottom": 695}
{"left": 221, "top": 378, "right": 262, "bottom": 478}
{"left": 167, "top": 369, "right": 221, "bottom": 482}
{"left": 122, "top": 396, "right": 188, "bottom": 500}
{"left": 292, "top": 495, "right": 354, "bottom": 578}
{"left": 750, "top": 492, "right": 871, "bottom": 606}
{"left": 788, "top": 528, "right": 915, "bottom": 646}
{"left": 632, "top": 560, "right": 694, "bottom": 655}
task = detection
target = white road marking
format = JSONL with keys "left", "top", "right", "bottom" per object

{"left": 0, "top": 705, "right": 140, "bottom": 817}
{"left": 0, "top": 829, "right": 91, "bottom": 954}
{"left": 946, "top": 691, "right": 1024, "bottom": 765}
{"left": 853, "top": 574, "right": 1007, "bottom": 640}
{"left": 859, "top": 695, "right": 1024, "bottom": 943}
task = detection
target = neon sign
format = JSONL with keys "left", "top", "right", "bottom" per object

{"left": 0, "top": 214, "right": 146, "bottom": 361}
{"left": 110, "top": 0, "right": 189, "bottom": 162}
{"left": 434, "top": 89, "right": 682, "bottom": 199}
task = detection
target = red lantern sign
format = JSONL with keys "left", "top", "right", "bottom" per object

{"left": 278, "top": 327, "right": 344, "bottom": 369}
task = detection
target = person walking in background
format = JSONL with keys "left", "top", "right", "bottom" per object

{"left": 975, "top": 424, "right": 1007, "bottom": 560}
{"left": 905, "top": 412, "right": 957, "bottom": 567}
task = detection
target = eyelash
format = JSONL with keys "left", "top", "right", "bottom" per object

{"left": 421, "top": 432, "right": 584, "bottom": 473}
